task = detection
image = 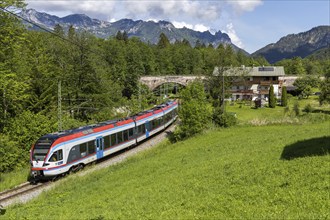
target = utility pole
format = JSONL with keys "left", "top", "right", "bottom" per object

{"left": 58, "top": 80, "right": 62, "bottom": 131}
{"left": 222, "top": 69, "right": 225, "bottom": 113}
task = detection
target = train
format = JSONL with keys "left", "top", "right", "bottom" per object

{"left": 30, "top": 100, "right": 178, "bottom": 180}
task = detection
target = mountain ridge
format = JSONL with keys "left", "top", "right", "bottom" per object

{"left": 20, "top": 8, "right": 243, "bottom": 52}
{"left": 252, "top": 25, "right": 330, "bottom": 63}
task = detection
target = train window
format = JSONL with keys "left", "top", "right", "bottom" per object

{"left": 88, "top": 141, "right": 95, "bottom": 154}
{"left": 129, "top": 128, "right": 134, "bottom": 138}
{"left": 80, "top": 143, "right": 87, "bottom": 157}
{"left": 50, "top": 149, "right": 63, "bottom": 161}
{"left": 104, "top": 136, "right": 110, "bottom": 149}
{"left": 111, "top": 133, "right": 117, "bottom": 146}
{"left": 117, "top": 131, "right": 123, "bottom": 144}
{"left": 141, "top": 124, "right": 145, "bottom": 134}
{"left": 67, "top": 146, "right": 80, "bottom": 163}
{"left": 58, "top": 150, "right": 63, "bottom": 160}
{"left": 123, "top": 130, "right": 128, "bottom": 141}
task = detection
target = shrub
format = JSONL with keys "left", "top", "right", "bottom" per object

{"left": 293, "top": 102, "right": 300, "bottom": 116}
{"left": 0, "top": 134, "right": 24, "bottom": 172}
{"left": 174, "top": 81, "right": 212, "bottom": 141}
{"left": 303, "top": 104, "right": 313, "bottom": 113}
{"left": 281, "top": 86, "right": 288, "bottom": 107}
{"left": 284, "top": 106, "right": 290, "bottom": 115}
{"left": 213, "top": 107, "right": 237, "bottom": 127}
{"left": 269, "top": 85, "right": 276, "bottom": 108}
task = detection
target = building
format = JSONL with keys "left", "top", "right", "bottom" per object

{"left": 213, "top": 66, "right": 285, "bottom": 101}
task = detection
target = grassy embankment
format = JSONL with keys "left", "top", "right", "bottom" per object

{"left": 3, "top": 96, "right": 330, "bottom": 219}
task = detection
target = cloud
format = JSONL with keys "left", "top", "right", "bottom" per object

{"left": 227, "top": 0, "right": 263, "bottom": 12}
{"left": 225, "top": 23, "right": 244, "bottom": 48}
{"left": 26, "top": 1, "right": 116, "bottom": 20}
{"left": 172, "top": 21, "right": 210, "bottom": 32}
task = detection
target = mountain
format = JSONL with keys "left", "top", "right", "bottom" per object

{"left": 20, "top": 8, "right": 242, "bottom": 51}
{"left": 252, "top": 26, "right": 330, "bottom": 63}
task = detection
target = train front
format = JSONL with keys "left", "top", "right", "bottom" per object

{"left": 30, "top": 134, "right": 59, "bottom": 180}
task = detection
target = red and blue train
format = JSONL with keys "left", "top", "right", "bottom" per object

{"left": 30, "top": 100, "right": 178, "bottom": 180}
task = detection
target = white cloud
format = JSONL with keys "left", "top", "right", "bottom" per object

{"left": 225, "top": 23, "right": 244, "bottom": 48}
{"left": 227, "top": 0, "right": 263, "bottom": 12}
{"left": 194, "top": 24, "right": 210, "bottom": 32}
{"left": 173, "top": 21, "right": 210, "bottom": 32}
{"left": 26, "top": 1, "right": 116, "bottom": 20}
{"left": 172, "top": 21, "right": 193, "bottom": 30}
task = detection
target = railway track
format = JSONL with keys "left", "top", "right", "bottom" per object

{"left": 0, "top": 182, "right": 49, "bottom": 207}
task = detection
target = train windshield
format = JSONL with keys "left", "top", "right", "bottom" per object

{"left": 32, "top": 137, "right": 55, "bottom": 161}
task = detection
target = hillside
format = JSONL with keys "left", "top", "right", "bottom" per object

{"left": 252, "top": 26, "right": 330, "bottom": 63}
{"left": 20, "top": 8, "right": 241, "bottom": 50}
{"left": 5, "top": 120, "right": 330, "bottom": 219}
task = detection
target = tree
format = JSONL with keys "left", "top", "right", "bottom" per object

{"left": 281, "top": 86, "right": 288, "bottom": 107}
{"left": 157, "top": 33, "right": 170, "bottom": 49}
{"left": 319, "top": 72, "right": 330, "bottom": 105}
{"left": 173, "top": 81, "right": 212, "bottom": 141}
{"left": 293, "top": 76, "right": 320, "bottom": 99}
{"left": 269, "top": 85, "right": 276, "bottom": 108}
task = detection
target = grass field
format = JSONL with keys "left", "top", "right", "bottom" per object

{"left": 3, "top": 120, "right": 329, "bottom": 219}
{"left": 0, "top": 167, "right": 30, "bottom": 192}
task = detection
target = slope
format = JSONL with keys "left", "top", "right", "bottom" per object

{"left": 252, "top": 26, "right": 330, "bottom": 63}
{"left": 5, "top": 121, "right": 330, "bottom": 219}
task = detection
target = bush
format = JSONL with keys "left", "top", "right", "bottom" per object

{"left": 213, "top": 107, "right": 237, "bottom": 127}
{"left": 0, "top": 134, "right": 24, "bottom": 173}
{"left": 281, "top": 86, "right": 288, "bottom": 107}
{"left": 303, "top": 104, "right": 314, "bottom": 113}
{"left": 293, "top": 102, "right": 300, "bottom": 116}
{"left": 174, "top": 81, "right": 212, "bottom": 141}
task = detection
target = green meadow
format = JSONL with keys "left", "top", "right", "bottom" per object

{"left": 3, "top": 96, "right": 330, "bottom": 219}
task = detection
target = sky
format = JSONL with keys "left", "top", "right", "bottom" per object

{"left": 24, "top": 0, "right": 330, "bottom": 53}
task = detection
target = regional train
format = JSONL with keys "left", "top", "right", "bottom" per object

{"left": 30, "top": 100, "right": 178, "bottom": 180}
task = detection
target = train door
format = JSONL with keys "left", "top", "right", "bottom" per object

{"left": 96, "top": 136, "right": 104, "bottom": 159}
{"left": 145, "top": 121, "right": 150, "bottom": 138}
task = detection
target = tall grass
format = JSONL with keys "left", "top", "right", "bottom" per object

{"left": 0, "top": 166, "right": 30, "bottom": 192}
{"left": 4, "top": 122, "right": 330, "bottom": 219}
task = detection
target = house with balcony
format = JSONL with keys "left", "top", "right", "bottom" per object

{"left": 213, "top": 66, "right": 285, "bottom": 101}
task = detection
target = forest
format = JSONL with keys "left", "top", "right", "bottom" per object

{"left": 0, "top": 0, "right": 329, "bottom": 173}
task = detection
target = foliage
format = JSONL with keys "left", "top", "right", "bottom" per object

{"left": 303, "top": 104, "right": 313, "bottom": 113}
{"left": 268, "top": 85, "right": 276, "bottom": 108}
{"left": 319, "top": 73, "right": 330, "bottom": 105}
{"left": 4, "top": 111, "right": 57, "bottom": 153}
{"left": 213, "top": 107, "right": 237, "bottom": 127}
{"left": 276, "top": 56, "right": 330, "bottom": 76}
{"left": 293, "top": 101, "right": 300, "bottom": 116}
{"left": 293, "top": 76, "right": 320, "bottom": 99}
{"left": 173, "top": 81, "right": 212, "bottom": 141}
{"left": 281, "top": 86, "right": 288, "bottom": 107}
{"left": 5, "top": 122, "right": 330, "bottom": 219}
{"left": 0, "top": 134, "right": 24, "bottom": 172}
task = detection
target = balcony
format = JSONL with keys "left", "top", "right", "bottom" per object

{"left": 259, "top": 80, "right": 279, "bottom": 86}
{"left": 229, "top": 89, "right": 254, "bottom": 94}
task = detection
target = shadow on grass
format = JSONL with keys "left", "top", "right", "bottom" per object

{"left": 281, "top": 136, "right": 330, "bottom": 160}
{"left": 312, "top": 109, "right": 330, "bottom": 115}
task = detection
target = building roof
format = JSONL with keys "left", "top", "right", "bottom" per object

{"left": 214, "top": 66, "right": 285, "bottom": 77}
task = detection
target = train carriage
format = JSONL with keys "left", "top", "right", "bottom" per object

{"left": 30, "top": 101, "right": 178, "bottom": 180}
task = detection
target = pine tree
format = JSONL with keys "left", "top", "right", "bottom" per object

{"left": 281, "top": 86, "right": 288, "bottom": 107}
{"left": 269, "top": 85, "right": 276, "bottom": 108}
{"left": 157, "top": 33, "right": 170, "bottom": 49}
